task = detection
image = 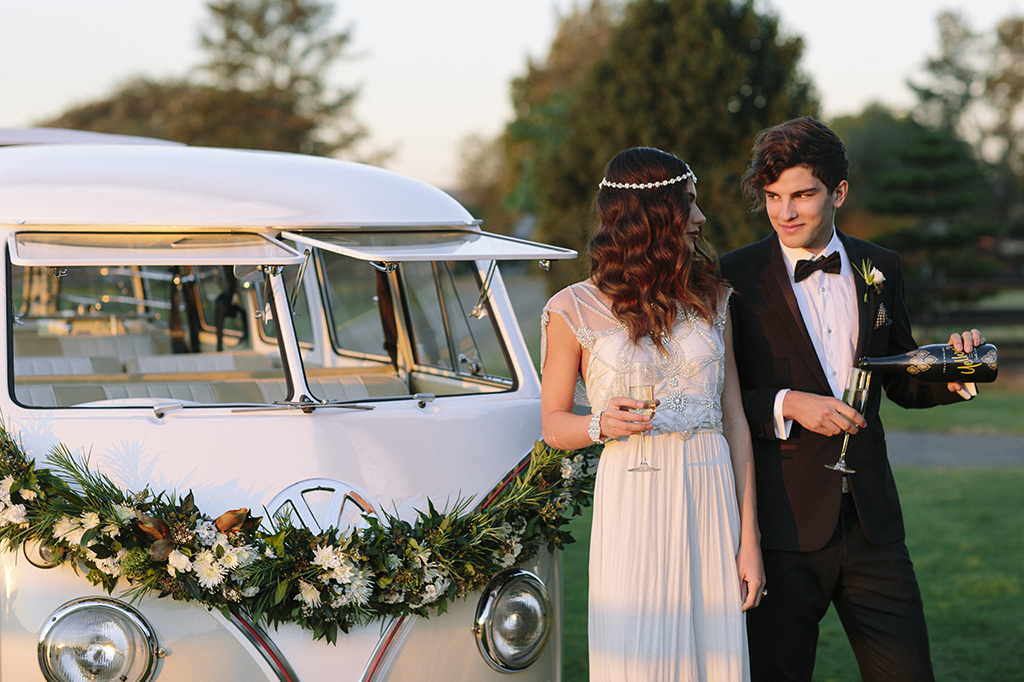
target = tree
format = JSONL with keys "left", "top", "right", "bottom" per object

{"left": 41, "top": 0, "right": 366, "bottom": 157}
{"left": 506, "top": 0, "right": 818, "bottom": 290}
{"left": 830, "top": 104, "right": 922, "bottom": 240}
{"left": 456, "top": 133, "right": 517, "bottom": 237}
{"left": 834, "top": 106, "right": 999, "bottom": 315}
{"left": 908, "top": 11, "right": 984, "bottom": 135}
{"left": 198, "top": 0, "right": 364, "bottom": 155}
{"left": 501, "top": 0, "right": 621, "bottom": 215}
{"left": 41, "top": 77, "right": 320, "bottom": 152}
{"left": 454, "top": 1, "right": 619, "bottom": 251}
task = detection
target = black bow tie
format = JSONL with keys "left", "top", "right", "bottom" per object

{"left": 793, "top": 251, "right": 841, "bottom": 282}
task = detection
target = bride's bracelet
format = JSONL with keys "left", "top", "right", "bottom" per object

{"left": 589, "top": 409, "right": 610, "bottom": 444}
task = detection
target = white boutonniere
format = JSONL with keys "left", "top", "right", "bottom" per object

{"left": 853, "top": 258, "right": 885, "bottom": 301}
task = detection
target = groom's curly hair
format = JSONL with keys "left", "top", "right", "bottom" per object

{"left": 742, "top": 116, "right": 849, "bottom": 209}
{"left": 590, "top": 146, "right": 726, "bottom": 351}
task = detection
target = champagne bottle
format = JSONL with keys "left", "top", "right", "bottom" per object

{"left": 857, "top": 343, "right": 998, "bottom": 383}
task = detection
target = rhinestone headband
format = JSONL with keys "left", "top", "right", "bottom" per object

{"left": 598, "top": 169, "right": 695, "bottom": 190}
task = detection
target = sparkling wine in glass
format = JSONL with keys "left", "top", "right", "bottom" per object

{"left": 628, "top": 362, "right": 659, "bottom": 472}
{"left": 826, "top": 367, "right": 871, "bottom": 474}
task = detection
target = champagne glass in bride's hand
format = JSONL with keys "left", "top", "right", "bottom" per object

{"left": 826, "top": 367, "right": 871, "bottom": 474}
{"left": 628, "top": 362, "right": 659, "bottom": 472}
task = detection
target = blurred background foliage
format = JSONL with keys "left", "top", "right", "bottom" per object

{"left": 37, "top": 0, "right": 1024, "bottom": 345}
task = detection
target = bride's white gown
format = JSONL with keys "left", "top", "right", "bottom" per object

{"left": 544, "top": 282, "right": 749, "bottom": 682}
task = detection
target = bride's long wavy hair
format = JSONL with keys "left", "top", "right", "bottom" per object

{"left": 590, "top": 147, "right": 727, "bottom": 350}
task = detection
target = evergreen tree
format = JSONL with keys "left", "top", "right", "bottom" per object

{"left": 506, "top": 0, "right": 817, "bottom": 290}
{"left": 868, "top": 123, "right": 999, "bottom": 281}
{"left": 198, "top": 0, "right": 364, "bottom": 155}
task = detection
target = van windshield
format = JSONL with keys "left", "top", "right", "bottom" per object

{"left": 11, "top": 263, "right": 288, "bottom": 408}
{"left": 10, "top": 251, "right": 516, "bottom": 410}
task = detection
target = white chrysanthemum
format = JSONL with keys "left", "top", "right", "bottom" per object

{"left": 0, "top": 476, "right": 14, "bottom": 502}
{"left": 18, "top": 488, "right": 37, "bottom": 501}
{"left": 386, "top": 553, "right": 402, "bottom": 570}
{"left": 80, "top": 511, "right": 101, "bottom": 530}
{"left": 560, "top": 457, "right": 574, "bottom": 480}
{"left": 114, "top": 505, "right": 136, "bottom": 523}
{"left": 0, "top": 503, "right": 27, "bottom": 526}
{"left": 312, "top": 544, "right": 340, "bottom": 570}
{"left": 52, "top": 516, "right": 78, "bottom": 540}
{"left": 211, "top": 532, "right": 231, "bottom": 552}
{"left": 64, "top": 526, "right": 88, "bottom": 547}
{"left": 96, "top": 549, "right": 127, "bottom": 577}
{"left": 349, "top": 572, "right": 373, "bottom": 605}
{"left": 420, "top": 581, "right": 444, "bottom": 604}
{"left": 296, "top": 580, "right": 322, "bottom": 608}
{"left": 331, "top": 559, "right": 358, "bottom": 585}
{"left": 229, "top": 546, "right": 257, "bottom": 568}
{"left": 167, "top": 550, "right": 193, "bottom": 577}
{"left": 102, "top": 524, "right": 120, "bottom": 538}
{"left": 219, "top": 546, "right": 245, "bottom": 570}
{"left": 192, "top": 550, "right": 226, "bottom": 589}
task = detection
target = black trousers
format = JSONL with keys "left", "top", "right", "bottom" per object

{"left": 747, "top": 494, "right": 934, "bottom": 682}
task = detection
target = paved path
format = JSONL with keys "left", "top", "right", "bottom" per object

{"left": 887, "top": 431, "right": 1023, "bottom": 466}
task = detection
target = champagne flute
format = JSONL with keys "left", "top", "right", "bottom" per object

{"left": 627, "top": 362, "right": 659, "bottom": 472}
{"left": 826, "top": 367, "right": 871, "bottom": 474}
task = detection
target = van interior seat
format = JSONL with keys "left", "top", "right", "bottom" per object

{"left": 124, "top": 351, "right": 273, "bottom": 374}
{"left": 14, "top": 356, "right": 122, "bottom": 376}
{"left": 14, "top": 334, "right": 160, "bottom": 361}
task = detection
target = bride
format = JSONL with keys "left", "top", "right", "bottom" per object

{"left": 540, "top": 147, "right": 765, "bottom": 681}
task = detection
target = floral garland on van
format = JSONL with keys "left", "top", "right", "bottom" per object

{"left": 0, "top": 423, "right": 599, "bottom": 644}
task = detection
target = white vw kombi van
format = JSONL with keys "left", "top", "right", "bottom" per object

{"left": 0, "top": 130, "right": 582, "bottom": 682}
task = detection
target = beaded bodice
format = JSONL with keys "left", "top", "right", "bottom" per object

{"left": 542, "top": 281, "right": 730, "bottom": 439}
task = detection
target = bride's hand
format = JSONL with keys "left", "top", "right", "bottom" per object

{"left": 737, "top": 539, "right": 766, "bottom": 611}
{"left": 598, "top": 396, "right": 659, "bottom": 439}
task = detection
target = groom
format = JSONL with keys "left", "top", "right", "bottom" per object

{"left": 719, "top": 116, "right": 982, "bottom": 682}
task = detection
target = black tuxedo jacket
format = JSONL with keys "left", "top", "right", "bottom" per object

{"left": 719, "top": 232, "right": 962, "bottom": 552}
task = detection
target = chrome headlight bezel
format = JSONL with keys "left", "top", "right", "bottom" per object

{"left": 473, "top": 568, "right": 552, "bottom": 673}
{"left": 38, "top": 597, "right": 160, "bottom": 682}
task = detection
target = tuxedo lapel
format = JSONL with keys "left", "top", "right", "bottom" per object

{"left": 841, "top": 233, "right": 876, "bottom": 363}
{"left": 761, "top": 236, "right": 833, "bottom": 392}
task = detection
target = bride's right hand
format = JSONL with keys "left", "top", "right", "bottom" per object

{"left": 599, "top": 396, "right": 658, "bottom": 439}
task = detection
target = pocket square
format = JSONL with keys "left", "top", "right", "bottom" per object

{"left": 874, "top": 303, "right": 892, "bottom": 329}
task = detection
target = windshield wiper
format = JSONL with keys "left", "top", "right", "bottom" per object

{"left": 230, "top": 398, "right": 374, "bottom": 414}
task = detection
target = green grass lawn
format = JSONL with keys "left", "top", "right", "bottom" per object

{"left": 879, "top": 386, "right": 1024, "bottom": 434}
{"left": 559, "top": 390, "right": 1024, "bottom": 682}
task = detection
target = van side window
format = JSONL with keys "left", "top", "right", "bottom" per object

{"left": 400, "top": 260, "right": 512, "bottom": 382}
{"left": 318, "top": 253, "right": 388, "bottom": 359}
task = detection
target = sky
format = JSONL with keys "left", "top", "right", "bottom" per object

{"left": 2, "top": 0, "right": 1024, "bottom": 188}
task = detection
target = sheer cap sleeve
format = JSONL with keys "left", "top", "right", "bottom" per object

{"left": 541, "top": 282, "right": 622, "bottom": 407}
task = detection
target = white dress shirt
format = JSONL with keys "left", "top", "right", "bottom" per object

{"left": 773, "top": 230, "right": 859, "bottom": 439}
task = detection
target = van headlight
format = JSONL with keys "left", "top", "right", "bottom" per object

{"left": 38, "top": 598, "right": 160, "bottom": 682}
{"left": 474, "top": 569, "right": 552, "bottom": 672}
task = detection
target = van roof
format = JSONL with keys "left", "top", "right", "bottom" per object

{"left": 0, "top": 142, "right": 476, "bottom": 229}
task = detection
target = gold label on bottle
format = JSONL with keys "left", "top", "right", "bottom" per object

{"left": 906, "top": 348, "right": 938, "bottom": 375}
